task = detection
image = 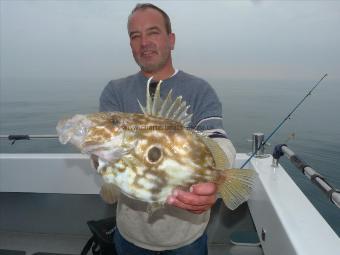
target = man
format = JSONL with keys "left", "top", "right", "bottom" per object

{"left": 99, "top": 3, "right": 236, "bottom": 255}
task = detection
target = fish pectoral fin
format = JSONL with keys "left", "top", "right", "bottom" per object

{"left": 146, "top": 202, "right": 164, "bottom": 215}
{"left": 100, "top": 183, "right": 120, "bottom": 204}
{"left": 217, "top": 168, "right": 257, "bottom": 210}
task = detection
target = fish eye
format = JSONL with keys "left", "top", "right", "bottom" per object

{"left": 111, "top": 117, "right": 120, "bottom": 126}
{"left": 147, "top": 146, "right": 162, "bottom": 163}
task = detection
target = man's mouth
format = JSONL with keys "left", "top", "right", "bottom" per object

{"left": 141, "top": 50, "right": 157, "bottom": 57}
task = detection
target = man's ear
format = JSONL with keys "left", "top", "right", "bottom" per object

{"left": 169, "top": 32, "right": 175, "bottom": 50}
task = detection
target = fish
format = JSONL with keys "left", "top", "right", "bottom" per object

{"left": 56, "top": 78, "right": 257, "bottom": 211}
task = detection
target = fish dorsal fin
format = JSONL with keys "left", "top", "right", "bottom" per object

{"left": 138, "top": 77, "right": 192, "bottom": 127}
{"left": 199, "top": 134, "right": 230, "bottom": 169}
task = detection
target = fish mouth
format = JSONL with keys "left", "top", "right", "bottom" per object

{"left": 57, "top": 114, "right": 133, "bottom": 162}
{"left": 82, "top": 143, "right": 127, "bottom": 162}
{"left": 56, "top": 114, "right": 94, "bottom": 147}
{"left": 81, "top": 131, "right": 135, "bottom": 163}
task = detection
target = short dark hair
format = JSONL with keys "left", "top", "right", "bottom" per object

{"left": 128, "top": 3, "right": 172, "bottom": 34}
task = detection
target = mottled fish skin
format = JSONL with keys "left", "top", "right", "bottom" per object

{"left": 73, "top": 112, "right": 220, "bottom": 203}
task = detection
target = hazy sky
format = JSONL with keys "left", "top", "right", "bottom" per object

{"left": 1, "top": 0, "right": 340, "bottom": 82}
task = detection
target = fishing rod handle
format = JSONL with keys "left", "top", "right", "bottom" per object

{"left": 0, "top": 134, "right": 58, "bottom": 144}
{"left": 272, "top": 144, "right": 340, "bottom": 208}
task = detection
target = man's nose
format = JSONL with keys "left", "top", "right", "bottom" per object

{"left": 140, "top": 34, "right": 150, "bottom": 47}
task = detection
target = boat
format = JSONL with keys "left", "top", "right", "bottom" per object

{"left": 1, "top": 134, "right": 339, "bottom": 255}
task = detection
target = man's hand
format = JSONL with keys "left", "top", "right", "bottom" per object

{"left": 166, "top": 182, "right": 217, "bottom": 214}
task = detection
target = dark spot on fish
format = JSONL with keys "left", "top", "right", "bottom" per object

{"left": 148, "top": 146, "right": 162, "bottom": 163}
{"left": 111, "top": 117, "right": 120, "bottom": 126}
{"left": 117, "top": 168, "right": 126, "bottom": 173}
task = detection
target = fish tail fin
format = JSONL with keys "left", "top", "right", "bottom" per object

{"left": 217, "top": 168, "right": 257, "bottom": 210}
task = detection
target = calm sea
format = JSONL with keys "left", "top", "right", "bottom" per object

{"left": 1, "top": 76, "right": 339, "bottom": 235}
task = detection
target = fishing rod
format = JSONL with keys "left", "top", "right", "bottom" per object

{"left": 240, "top": 73, "right": 328, "bottom": 169}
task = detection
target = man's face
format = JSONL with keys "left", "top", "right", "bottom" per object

{"left": 128, "top": 8, "right": 175, "bottom": 73}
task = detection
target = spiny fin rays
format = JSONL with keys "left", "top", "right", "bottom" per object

{"left": 151, "top": 80, "right": 163, "bottom": 115}
{"left": 158, "top": 89, "right": 173, "bottom": 117}
{"left": 137, "top": 100, "right": 147, "bottom": 115}
{"left": 217, "top": 169, "right": 257, "bottom": 210}
{"left": 199, "top": 135, "right": 229, "bottom": 169}
{"left": 139, "top": 77, "right": 192, "bottom": 127}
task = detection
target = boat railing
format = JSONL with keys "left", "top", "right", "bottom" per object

{"left": 272, "top": 144, "right": 340, "bottom": 208}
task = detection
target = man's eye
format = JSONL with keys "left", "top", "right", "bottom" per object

{"left": 130, "top": 34, "right": 140, "bottom": 40}
{"left": 149, "top": 31, "right": 160, "bottom": 35}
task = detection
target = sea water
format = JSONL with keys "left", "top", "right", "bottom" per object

{"left": 0, "top": 76, "right": 339, "bottom": 235}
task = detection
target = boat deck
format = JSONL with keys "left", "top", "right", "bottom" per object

{"left": 0, "top": 191, "right": 263, "bottom": 255}
{"left": 0, "top": 231, "right": 263, "bottom": 255}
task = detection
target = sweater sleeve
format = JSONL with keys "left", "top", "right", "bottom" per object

{"left": 99, "top": 80, "right": 122, "bottom": 112}
{"left": 192, "top": 80, "right": 236, "bottom": 167}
